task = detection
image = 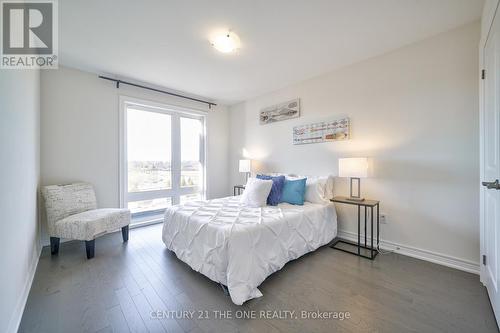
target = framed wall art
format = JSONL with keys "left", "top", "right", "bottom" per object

{"left": 260, "top": 98, "right": 300, "bottom": 124}
{"left": 293, "top": 117, "right": 350, "bottom": 145}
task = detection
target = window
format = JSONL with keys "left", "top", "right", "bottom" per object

{"left": 120, "top": 97, "right": 206, "bottom": 225}
{"left": 181, "top": 117, "right": 203, "bottom": 189}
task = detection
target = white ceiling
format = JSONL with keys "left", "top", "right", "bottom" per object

{"left": 59, "top": 0, "right": 484, "bottom": 105}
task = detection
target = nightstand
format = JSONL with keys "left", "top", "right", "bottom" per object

{"left": 330, "top": 196, "right": 380, "bottom": 260}
{"left": 233, "top": 185, "right": 245, "bottom": 196}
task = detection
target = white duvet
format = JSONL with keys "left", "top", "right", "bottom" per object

{"left": 162, "top": 196, "right": 337, "bottom": 305}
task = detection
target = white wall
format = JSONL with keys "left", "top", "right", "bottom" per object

{"left": 0, "top": 70, "right": 41, "bottom": 333}
{"left": 41, "top": 66, "right": 229, "bottom": 244}
{"left": 229, "top": 22, "right": 480, "bottom": 268}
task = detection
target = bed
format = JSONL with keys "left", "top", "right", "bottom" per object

{"left": 162, "top": 195, "right": 337, "bottom": 305}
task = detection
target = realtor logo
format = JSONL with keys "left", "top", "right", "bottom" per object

{"left": 1, "top": 0, "right": 58, "bottom": 68}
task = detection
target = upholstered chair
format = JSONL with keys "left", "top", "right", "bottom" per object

{"left": 42, "top": 182, "right": 131, "bottom": 259}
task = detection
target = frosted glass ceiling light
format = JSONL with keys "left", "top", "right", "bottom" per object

{"left": 211, "top": 31, "right": 240, "bottom": 53}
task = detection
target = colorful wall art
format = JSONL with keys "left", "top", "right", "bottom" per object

{"left": 293, "top": 118, "right": 350, "bottom": 145}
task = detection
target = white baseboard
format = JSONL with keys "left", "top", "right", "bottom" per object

{"left": 7, "top": 244, "right": 42, "bottom": 333}
{"left": 337, "top": 230, "right": 480, "bottom": 275}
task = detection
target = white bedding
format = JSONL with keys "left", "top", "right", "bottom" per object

{"left": 162, "top": 196, "right": 337, "bottom": 305}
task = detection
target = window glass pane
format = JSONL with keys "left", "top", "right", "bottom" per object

{"left": 180, "top": 117, "right": 202, "bottom": 188}
{"left": 127, "top": 108, "right": 171, "bottom": 192}
{"left": 180, "top": 193, "right": 202, "bottom": 204}
{"left": 128, "top": 197, "right": 172, "bottom": 215}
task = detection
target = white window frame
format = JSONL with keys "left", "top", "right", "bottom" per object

{"left": 119, "top": 96, "right": 207, "bottom": 219}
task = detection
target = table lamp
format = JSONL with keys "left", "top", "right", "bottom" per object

{"left": 339, "top": 157, "right": 368, "bottom": 201}
{"left": 239, "top": 159, "right": 251, "bottom": 183}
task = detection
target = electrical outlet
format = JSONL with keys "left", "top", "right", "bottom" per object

{"left": 380, "top": 213, "right": 387, "bottom": 224}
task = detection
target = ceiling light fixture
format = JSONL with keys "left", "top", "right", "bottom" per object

{"left": 211, "top": 31, "right": 240, "bottom": 53}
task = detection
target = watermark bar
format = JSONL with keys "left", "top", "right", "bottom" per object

{"left": 149, "top": 309, "right": 352, "bottom": 321}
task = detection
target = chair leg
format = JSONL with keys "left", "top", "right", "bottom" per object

{"left": 85, "top": 240, "right": 95, "bottom": 259}
{"left": 50, "top": 237, "right": 60, "bottom": 255}
{"left": 122, "top": 225, "right": 129, "bottom": 242}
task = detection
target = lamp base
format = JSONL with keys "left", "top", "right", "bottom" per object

{"left": 349, "top": 178, "right": 364, "bottom": 201}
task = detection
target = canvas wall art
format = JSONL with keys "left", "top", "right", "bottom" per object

{"left": 293, "top": 117, "right": 350, "bottom": 145}
{"left": 260, "top": 98, "right": 300, "bottom": 124}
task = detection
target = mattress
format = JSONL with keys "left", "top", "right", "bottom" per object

{"left": 162, "top": 196, "right": 337, "bottom": 305}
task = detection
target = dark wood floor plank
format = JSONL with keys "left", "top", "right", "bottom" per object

{"left": 131, "top": 291, "right": 166, "bottom": 333}
{"left": 128, "top": 234, "right": 184, "bottom": 296}
{"left": 141, "top": 284, "right": 185, "bottom": 333}
{"left": 106, "top": 305, "right": 131, "bottom": 333}
{"left": 19, "top": 224, "right": 498, "bottom": 333}
{"left": 115, "top": 287, "right": 148, "bottom": 332}
{"left": 125, "top": 232, "right": 199, "bottom": 332}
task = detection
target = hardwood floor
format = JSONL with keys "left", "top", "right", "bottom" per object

{"left": 19, "top": 224, "right": 498, "bottom": 333}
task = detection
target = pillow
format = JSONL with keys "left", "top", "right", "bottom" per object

{"left": 280, "top": 178, "right": 307, "bottom": 205}
{"left": 256, "top": 174, "right": 286, "bottom": 206}
{"left": 306, "top": 176, "right": 335, "bottom": 203}
{"left": 262, "top": 172, "right": 289, "bottom": 177}
{"left": 304, "top": 178, "right": 329, "bottom": 204}
{"left": 325, "top": 175, "right": 335, "bottom": 198}
{"left": 289, "top": 175, "right": 335, "bottom": 203}
{"left": 240, "top": 178, "right": 273, "bottom": 207}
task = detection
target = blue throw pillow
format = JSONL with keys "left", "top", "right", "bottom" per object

{"left": 280, "top": 178, "right": 307, "bottom": 205}
{"left": 256, "top": 174, "right": 285, "bottom": 206}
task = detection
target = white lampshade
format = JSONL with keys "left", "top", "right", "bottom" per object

{"left": 338, "top": 158, "right": 368, "bottom": 178}
{"left": 239, "top": 159, "right": 251, "bottom": 173}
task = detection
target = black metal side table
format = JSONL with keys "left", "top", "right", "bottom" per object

{"left": 233, "top": 185, "right": 245, "bottom": 196}
{"left": 330, "top": 196, "right": 380, "bottom": 260}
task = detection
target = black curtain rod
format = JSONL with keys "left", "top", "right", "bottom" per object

{"left": 98, "top": 75, "right": 217, "bottom": 109}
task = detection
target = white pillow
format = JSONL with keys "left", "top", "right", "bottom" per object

{"left": 305, "top": 177, "right": 329, "bottom": 203}
{"left": 240, "top": 178, "right": 273, "bottom": 207}
{"left": 263, "top": 172, "right": 289, "bottom": 177}
{"left": 288, "top": 175, "right": 335, "bottom": 203}
{"left": 323, "top": 175, "right": 335, "bottom": 199}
